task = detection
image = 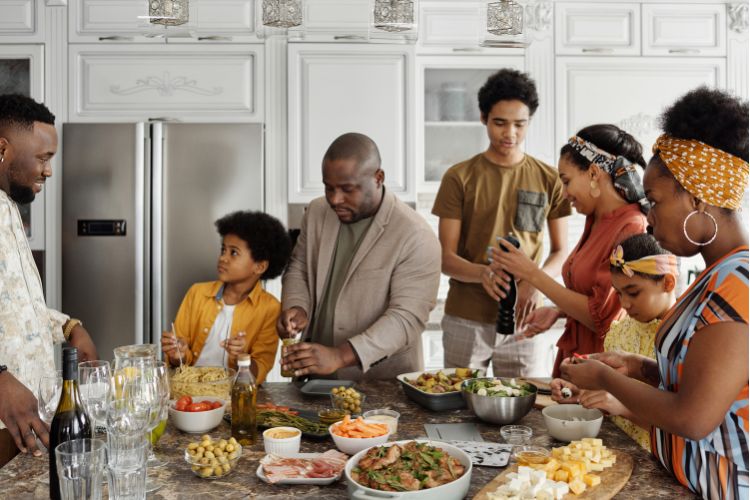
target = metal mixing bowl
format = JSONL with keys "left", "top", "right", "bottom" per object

{"left": 460, "top": 378, "right": 537, "bottom": 425}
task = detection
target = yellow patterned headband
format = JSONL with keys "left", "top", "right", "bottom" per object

{"left": 652, "top": 134, "right": 749, "bottom": 210}
{"left": 610, "top": 245, "right": 679, "bottom": 278}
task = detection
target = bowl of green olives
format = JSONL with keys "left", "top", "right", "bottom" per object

{"left": 330, "top": 386, "right": 365, "bottom": 415}
{"left": 184, "top": 435, "right": 242, "bottom": 479}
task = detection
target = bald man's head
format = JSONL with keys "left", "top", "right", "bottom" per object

{"left": 322, "top": 133, "right": 385, "bottom": 223}
{"left": 323, "top": 132, "right": 381, "bottom": 175}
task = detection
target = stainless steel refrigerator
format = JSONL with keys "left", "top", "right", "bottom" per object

{"left": 62, "top": 122, "right": 264, "bottom": 361}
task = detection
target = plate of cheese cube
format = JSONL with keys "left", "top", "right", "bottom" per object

{"left": 473, "top": 438, "right": 634, "bottom": 500}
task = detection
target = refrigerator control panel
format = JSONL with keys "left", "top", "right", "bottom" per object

{"left": 78, "top": 220, "right": 126, "bottom": 236}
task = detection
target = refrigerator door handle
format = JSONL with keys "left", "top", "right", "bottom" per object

{"left": 151, "top": 122, "right": 164, "bottom": 345}
{"left": 134, "top": 123, "right": 146, "bottom": 345}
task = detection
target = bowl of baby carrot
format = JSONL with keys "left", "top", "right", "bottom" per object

{"left": 329, "top": 415, "right": 392, "bottom": 455}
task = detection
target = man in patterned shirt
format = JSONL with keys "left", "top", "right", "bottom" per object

{"left": 0, "top": 94, "right": 97, "bottom": 466}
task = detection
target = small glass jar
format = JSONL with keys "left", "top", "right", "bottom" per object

{"left": 440, "top": 82, "right": 468, "bottom": 122}
{"left": 500, "top": 424, "right": 533, "bottom": 445}
{"left": 280, "top": 336, "right": 301, "bottom": 378}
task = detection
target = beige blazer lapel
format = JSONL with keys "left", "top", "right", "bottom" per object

{"left": 315, "top": 207, "right": 340, "bottom": 301}
{"left": 343, "top": 190, "right": 395, "bottom": 284}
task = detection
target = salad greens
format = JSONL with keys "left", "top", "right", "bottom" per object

{"left": 463, "top": 378, "right": 535, "bottom": 397}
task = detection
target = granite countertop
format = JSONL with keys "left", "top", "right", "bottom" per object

{"left": 0, "top": 380, "right": 695, "bottom": 499}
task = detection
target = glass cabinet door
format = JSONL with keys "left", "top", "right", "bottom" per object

{"left": 418, "top": 56, "right": 524, "bottom": 190}
{"left": 0, "top": 45, "right": 44, "bottom": 249}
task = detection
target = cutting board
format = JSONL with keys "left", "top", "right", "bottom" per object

{"left": 472, "top": 449, "right": 634, "bottom": 500}
{"left": 519, "top": 378, "right": 558, "bottom": 409}
{"left": 534, "top": 393, "right": 557, "bottom": 409}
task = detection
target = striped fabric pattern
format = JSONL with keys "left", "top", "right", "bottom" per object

{"left": 651, "top": 247, "right": 749, "bottom": 499}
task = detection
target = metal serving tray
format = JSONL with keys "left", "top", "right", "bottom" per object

{"left": 396, "top": 368, "right": 486, "bottom": 411}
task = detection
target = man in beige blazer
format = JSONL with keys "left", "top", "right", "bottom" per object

{"left": 278, "top": 133, "right": 441, "bottom": 380}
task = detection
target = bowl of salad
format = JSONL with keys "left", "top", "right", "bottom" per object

{"left": 460, "top": 378, "right": 537, "bottom": 425}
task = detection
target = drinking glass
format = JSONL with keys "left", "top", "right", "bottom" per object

{"left": 55, "top": 438, "right": 107, "bottom": 500}
{"left": 37, "top": 370, "right": 63, "bottom": 424}
{"left": 107, "top": 433, "right": 148, "bottom": 500}
{"left": 107, "top": 373, "right": 152, "bottom": 436}
{"left": 78, "top": 361, "right": 111, "bottom": 437}
{"left": 146, "top": 361, "right": 170, "bottom": 468}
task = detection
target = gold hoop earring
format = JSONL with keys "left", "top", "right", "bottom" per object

{"left": 590, "top": 180, "right": 601, "bottom": 198}
{"left": 683, "top": 210, "right": 718, "bottom": 246}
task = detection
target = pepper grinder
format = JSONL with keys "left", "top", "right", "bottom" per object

{"left": 495, "top": 233, "right": 521, "bottom": 335}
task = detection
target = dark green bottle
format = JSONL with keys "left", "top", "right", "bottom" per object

{"left": 49, "top": 347, "right": 92, "bottom": 500}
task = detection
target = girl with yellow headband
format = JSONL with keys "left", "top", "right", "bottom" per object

{"left": 561, "top": 87, "right": 749, "bottom": 500}
{"left": 551, "top": 233, "right": 678, "bottom": 451}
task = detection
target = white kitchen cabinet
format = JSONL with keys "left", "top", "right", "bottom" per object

{"left": 556, "top": 57, "right": 725, "bottom": 150}
{"left": 0, "top": 0, "right": 43, "bottom": 42}
{"left": 416, "top": 54, "right": 524, "bottom": 192}
{"left": 419, "top": 1, "right": 480, "bottom": 51}
{"left": 301, "top": 0, "right": 370, "bottom": 39}
{"left": 642, "top": 4, "right": 726, "bottom": 56}
{"left": 287, "top": 43, "right": 414, "bottom": 202}
{"left": 0, "top": 44, "right": 45, "bottom": 249}
{"left": 69, "top": 0, "right": 256, "bottom": 43}
{"left": 555, "top": 2, "right": 641, "bottom": 55}
{"left": 69, "top": 44, "right": 263, "bottom": 122}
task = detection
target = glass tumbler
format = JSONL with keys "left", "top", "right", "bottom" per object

{"left": 55, "top": 438, "right": 107, "bottom": 500}
{"left": 107, "top": 433, "right": 149, "bottom": 500}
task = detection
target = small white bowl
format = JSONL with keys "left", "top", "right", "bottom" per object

{"left": 168, "top": 396, "right": 226, "bottom": 434}
{"left": 263, "top": 427, "right": 302, "bottom": 456}
{"left": 362, "top": 409, "right": 400, "bottom": 434}
{"left": 329, "top": 420, "right": 391, "bottom": 455}
{"left": 542, "top": 404, "right": 603, "bottom": 442}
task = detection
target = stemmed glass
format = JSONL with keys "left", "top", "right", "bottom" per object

{"left": 37, "top": 371, "right": 63, "bottom": 425}
{"left": 78, "top": 361, "right": 111, "bottom": 438}
{"left": 146, "top": 361, "right": 170, "bottom": 469}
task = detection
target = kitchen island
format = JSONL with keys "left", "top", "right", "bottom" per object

{"left": 0, "top": 380, "right": 695, "bottom": 499}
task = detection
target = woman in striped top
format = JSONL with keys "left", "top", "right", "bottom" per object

{"left": 560, "top": 86, "right": 748, "bottom": 500}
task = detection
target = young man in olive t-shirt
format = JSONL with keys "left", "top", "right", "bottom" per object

{"left": 432, "top": 69, "right": 571, "bottom": 377}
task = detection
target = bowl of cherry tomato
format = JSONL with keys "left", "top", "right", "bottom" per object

{"left": 169, "top": 396, "right": 226, "bottom": 434}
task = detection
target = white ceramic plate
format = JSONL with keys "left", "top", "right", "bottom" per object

{"left": 256, "top": 453, "right": 344, "bottom": 485}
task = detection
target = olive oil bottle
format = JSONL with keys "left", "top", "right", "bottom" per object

{"left": 231, "top": 354, "right": 257, "bottom": 446}
{"left": 49, "top": 347, "right": 92, "bottom": 500}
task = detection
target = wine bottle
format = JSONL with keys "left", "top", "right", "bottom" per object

{"left": 496, "top": 234, "right": 521, "bottom": 335}
{"left": 49, "top": 347, "right": 92, "bottom": 500}
{"left": 231, "top": 354, "right": 257, "bottom": 446}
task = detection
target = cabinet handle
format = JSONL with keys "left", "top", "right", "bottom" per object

{"left": 668, "top": 48, "right": 700, "bottom": 54}
{"left": 198, "top": 36, "right": 233, "bottom": 41}
{"left": 98, "top": 36, "right": 134, "bottom": 41}
{"left": 581, "top": 48, "right": 614, "bottom": 53}
{"left": 452, "top": 47, "right": 482, "bottom": 52}
{"left": 333, "top": 35, "right": 367, "bottom": 41}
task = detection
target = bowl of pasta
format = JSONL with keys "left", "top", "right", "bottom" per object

{"left": 169, "top": 366, "right": 236, "bottom": 401}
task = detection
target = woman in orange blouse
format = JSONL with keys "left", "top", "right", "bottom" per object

{"left": 491, "top": 124, "right": 648, "bottom": 376}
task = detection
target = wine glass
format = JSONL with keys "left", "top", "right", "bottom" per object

{"left": 146, "top": 361, "right": 170, "bottom": 469}
{"left": 37, "top": 371, "right": 63, "bottom": 424}
{"left": 108, "top": 361, "right": 155, "bottom": 435}
{"left": 78, "top": 360, "right": 111, "bottom": 438}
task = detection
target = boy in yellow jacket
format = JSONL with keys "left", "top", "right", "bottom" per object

{"left": 161, "top": 211, "right": 292, "bottom": 384}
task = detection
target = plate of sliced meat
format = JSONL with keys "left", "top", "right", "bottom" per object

{"left": 257, "top": 450, "right": 349, "bottom": 485}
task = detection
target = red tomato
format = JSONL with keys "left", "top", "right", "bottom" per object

{"left": 175, "top": 395, "right": 192, "bottom": 411}
{"left": 186, "top": 402, "right": 212, "bottom": 412}
{"left": 210, "top": 401, "right": 223, "bottom": 409}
